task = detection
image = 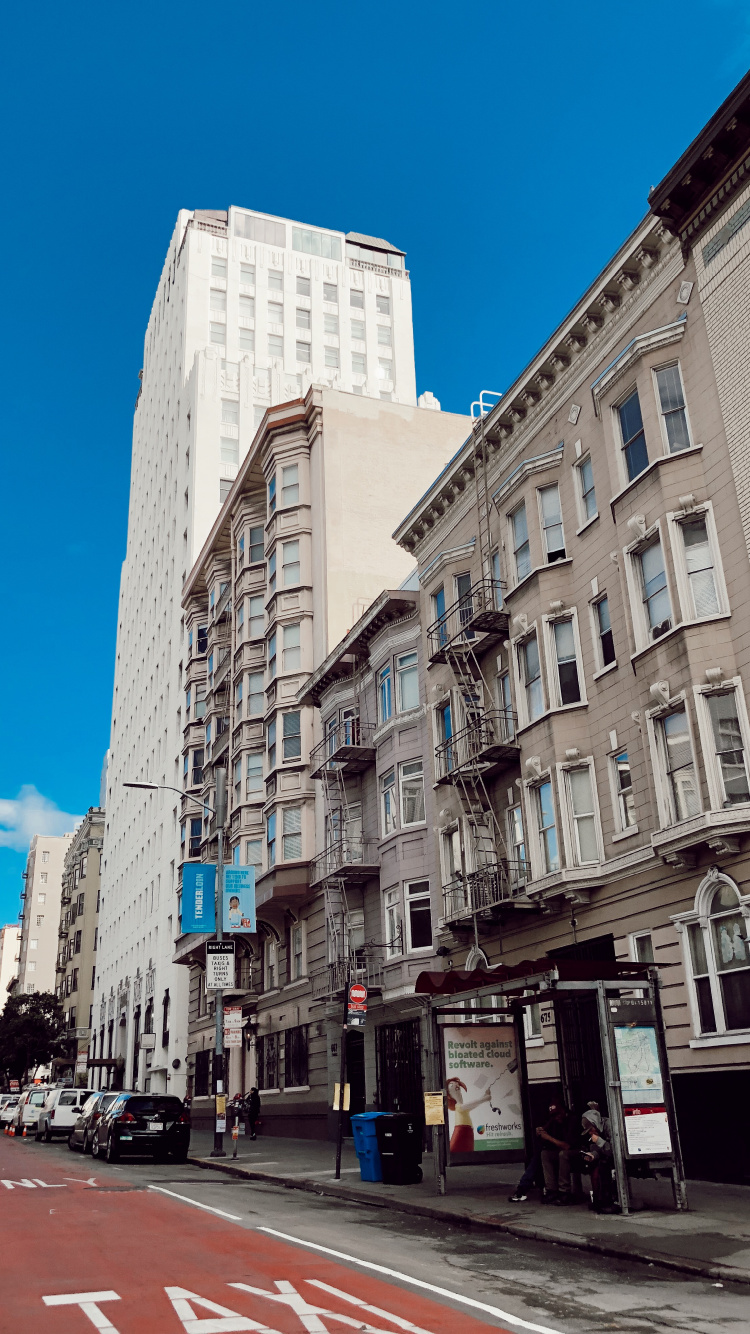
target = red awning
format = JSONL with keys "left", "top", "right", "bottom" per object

{"left": 415, "top": 957, "right": 652, "bottom": 997}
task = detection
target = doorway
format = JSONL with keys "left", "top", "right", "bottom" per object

{"left": 376, "top": 1020, "right": 423, "bottom": 1114}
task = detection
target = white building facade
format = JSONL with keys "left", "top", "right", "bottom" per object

{"left": 0, "top": 925, "right": 21, "bottom": 1009}
{"left": 94, "top": 206, "right": 428, "bottom": 1095}
{"left": 16, "top": 835, "right": 73, "bottom": 1000}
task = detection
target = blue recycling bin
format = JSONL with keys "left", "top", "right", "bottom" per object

{"left": 351, "top": 1112, "right": 385, "bottom": 1182}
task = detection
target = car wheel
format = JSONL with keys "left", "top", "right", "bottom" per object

{"left": 105, "top": 1132, "right": 119, "bottom": 1163}
{"left": 68, "top": 1133, "right": 77, "bottom": 1151}
{"left": 44, "top": 1124, "right": 53, "bottom": 1143}
{"left": 91, "top": 1134, "right": 100, "bottom": 1159}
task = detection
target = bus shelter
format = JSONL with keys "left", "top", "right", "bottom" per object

{"left": 415, "top": 957, "right": 687, "bottom": 1215}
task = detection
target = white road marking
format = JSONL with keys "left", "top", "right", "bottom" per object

{"left": 165, "top": 1286, "right": 278, "bottom": 1332}
{"left": 2, "top": 1177, "right": 40, "bottom": 1189}
{"left": 148, "top": 1184, "right": 243, "bottom": 1221}
{"left": 258, "top": 1228, "right": 565, "bottom": 1334}
{"left": 65, "top": 1176, "right": 99, "bottom": 1186}
{"left": 42, "top": 1290, "right": 121, "bottom": 1331}
{"left": 309, "top": 1281, "right": 433, "bottom": 1334}
{"left": 230, "top": 1278, "right": 426, "bottom": 1334}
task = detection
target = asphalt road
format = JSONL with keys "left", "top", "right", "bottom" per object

{"left": 0, "top": 1134, "right": 747, "bottom": 1333}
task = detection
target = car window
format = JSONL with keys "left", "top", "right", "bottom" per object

{"left": 81, "top": 1095, "right": 99, "bottom": 1114}
{"left": 30, "top": 1092, "right": 46, "bottom": 1106}
{"left": 59, "top": 1091, "right": 79, "bottom": 1106}
{"left": 100, "top": 1093, "right": 117, "bottom": 1109}
{"left": 126, "top": 1097, "right": 183, "bottom": 1117}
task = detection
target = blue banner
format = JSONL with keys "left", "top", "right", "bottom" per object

{"left": 181, "top": 863, "right": 216, "bottom": 933}
{"left": 223, "top": 866, "right": 256, "bottom": 933}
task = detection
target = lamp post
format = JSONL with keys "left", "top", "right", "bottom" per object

{"left": 123, "top": 771, "right": 228, "bottom": 1156}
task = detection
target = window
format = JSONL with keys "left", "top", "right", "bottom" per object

{"left": 38, "top": 892, "right": 45, "bottom": 904}
{"left": 577, "top": 456, "right": 597, "bottom": 522}
{"left": 497, "top": 671, "right": 514, "bottom": 737}
{"left": 290, "top": 923, "right": 304, "bottom": 980}
{"left": 564, "top": 766, "right": 599, "bottom": 864}
{"left": 534, "top": 780, "right": 559, "bottom": 873}
{"left": 221, "top": 399, "right": 238, "bottom": 425}
{"left": 211, "top": 256, "right": 226, "bottom": 277}
{"left": 396, "top": 652, "right": 419, "bottom": 711}
{"left": 42, "top": 851, "right": 49, "bottom": 863}
{"left": 613, "top": 751, "right": 636, "bottom": 828}
{"left": 282, "top": 807, "right": 302, "bottom": 859}
{"left": 520, "top": 633, "right": 544, "bottom": 722}
{"left": 283, "top": 711, "right": 301, "bottom": 760}
{"left": 29, "top": 938, "right": 38, "bottom": 950}
{"left": 377, "top": 325, "right": 392, "bottom": 346}
{"left": 296, "top": 276, "right": 310, "bottom": 297}
{"left": 235, "top": 679, "right": 243, "bottom": 719}
{"left": 511, "top": 503, "right": 531, "bottom": 581}
{"left": 293, "top": 226, "right": 341, "bottom": 259}
{"left": 706, "top": 690, "right": 750, "bottom": 807}
{"left": 282, "top": 464, "right": 299, "bottom": 506}
{"left": 282, "top": 541, "right": 300, "bottom": 586}
{"left": 405, "top": 880, "right": 432, "bottom": 950}
{"left": 376, "top": 295, "right": 390, "bottom": 315}
{"left": 377, "top": 664, "right": 392, "bottom": 723}
{"left": 237, "top": 603, "right": 244, "bottom": 638}
{"left": 352, "top": 353, "right": 367, "bottom": 375}
{"left": 507, "top": 805, "right": 527, "bottom": 880}
{"left": 267, "top": 718, "right": 277, "bottom": 770}
{"left": 249, "top": 526, "right": 264, "bottom": 563}
{"left": 267, "top": 812, "right": 277, "bottom": 867}
{"left": 539, "top": 484, "right": 566, "bottom": 562}
{"left": 687, "top": 882, "right": 750, "bottom": 1033}
{"left": 284, "top": 1024, "right": 309, "bottom": 1087}
{"left": 324, "top": 313, "right": 339, "bottom": 335}
{"left": 210, "top": 288, "right": 226, "bottom": 312}
{"left": 220, "top": 438, "right": 238, "bottom": 464}
{"left": 245, "top": 838, "right": 262, "bottom": 867}
{"left": 248, "top": 596, "right": 264, "bottom": 639}
{"left": 350, "top": 289, "right": 364, "bottom": 309}
{"left": 295, "top": 307, "right": 311, "bottom": 330}
{"left": 267, "top": 299, "right": 284, "bottom": 325}
{"left": 655, "top": 364, "right": 690, "bottom": 453}
{"left": 270, "top": 552, "right": 278, "bottom": 595}
{"left": 551, "top": 618, "right": 581, "bottom": 706}
{"left": 296, "top": 340, "right": 311, "bottom": 363}
{"left": 638, "top": 538, "right": 672, "bottom": 639}
{"left": 257, "top": 1031, "right": 279, "bottom": 1088}
{"left": 240, "top": 263, "right": 255, "bottom": 286}
{"left": 594, "top": 596, "right": 616, "bottom": 667}
{"left": 40, "top": 871, "right": 48, "bottom": 884}
{"left": 268, "top": 270, "right": 283, "bottom": 291}
{"left": 247, "top": 672, "right": 264, "bottom": 717}
{"left": 239, "top": 294, "right": 255, "bottom": 319}
{"left": 385, "top": 889, "right": 402, "bottom": 957}
{"left": 351, "top": 318, "right": 365, "bottom": 341}
{"left": 209, "top": 323, "right": 226, "bottom": 346}
{"left": 400, "top": 760, "right": 425, "bottom": 826}
{"left": 381, "top": 769, "right": 397, "bottom": 835}
{"left": 632, "top": 932, "right": 654, "bottom": 964}
{"left": 658, "top": 706, "right": 700, "bottom": 823}
{"left": 268, "top": 335, "right": 283, "bottom": 358}
{"left": 268, "top": 634, "right": 277, "bottom": 680}
{"left": 246, "top": 752, "right": 263, "bottom": 796}
{"left": 678, "top": 515, "right": 721, "bottom": 618}
{"left": 432, "top": 585, "right": 447, "bottom": 646}
{"left": 618, "top": 389, "right": 649, "bottom": 481}
{"left": 189, "top": 818, "right": 202, "bottom": 857}
{"left": 491, "top": 550, "right": 503, "bottom": 608}
{"left": 378, "top": 359, "right": 392, "bottom": 380}
{"left": 239, "top": 326, "right": 254, "bottom": 352}
{"left": 323, "top": 283, "right": 338, "bottom": 303}
{"left": 325, "top": 347, "right": 339, "bottom": 368}
{"left": 192, "top": 748, "right": 204, "bottom": 786}
{"left": 283, "top": 623, "right": 301, "bottom": 670}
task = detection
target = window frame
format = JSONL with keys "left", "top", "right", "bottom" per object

{"left": 608, "top": 747, "right": 637, "bottom": 835}
{"left": 624, "top": 522, "right": 675, "bottom": 653}
{"left": 514, "top": 627, "right": 546, "bottom": 728}
{"left": 396, "top": 651, "right": 419, "bottom": 712}
{"left": 384, "top": 888, "right": 402, "bottom": 958}
{"left": 667, "top": 502, "right": 728, "bottom": 625}
{"left": 693, "top": 679, "right": 750, "bottom": 813}
{"left": 646, "top": 694, "right": 703, "bottom": 829}
{"left": 537, "top": 482, "right": 567, "bottom": 564}
{"left": 652, "top": 360, "right": 693, "bottom": 456}
{"left": 282, "top": 710, "right": 302, "bottom": 762}
{"left": 558, "top": 759, "right": 602, "bottom": 867}
{"left": 399, "top": 759, "right": 425, "bottom": 828}
{"left": 575, "top": 452, "right": 598, "bottom": 528}
{"left": 543, "top": 609, "right": 586, "bottom": 710}
{"left": 673, "top": 872, "right": 750, "bottom": 1040}
{"left": 527, "top": 775, "right": 560, "bottom": 877}
{"left": 377, "top": 663, "right": 393, "bottom": 724}
{"left": 381, "top": 768, "right": 397, "bottom": 837}
{"left": 614, "top": 385, "right": 649, "bottom": 484}
{"left": 509, "top": 501, "right": 531, "bottom": 584}
{"left": 589, "top": 593, "right": 617, "bottom": 674}
{"left": 404, "top": 879, "right": 432, "bottom": 953}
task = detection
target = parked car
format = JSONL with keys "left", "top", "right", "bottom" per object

{"left": 92, "top": 1092, "right": 190, "bottom": 1163}
{"left": 68, "top": 1091, "right": 122, "bottom": 1153}
{"left": 1, "top": 1097, "right": 19, "bottom": 1126}
{"left": 36, "top": 1087, "right": 95, "bottom": 1142}
{"left": 12, "top": 1087, "right": 51, "bottom": 1133}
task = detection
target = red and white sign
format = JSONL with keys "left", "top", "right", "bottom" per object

{"left": 9, "top": 1080, "right": 18, "bottom": 1091}
{"left": 224, "top": 1007, "right": 243, "bottom": 1029}
{"left": 348, "top": 984, "right": 367, "bottom": 1012}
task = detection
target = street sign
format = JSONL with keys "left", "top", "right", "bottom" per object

{"left": 224, "top": 1006, "right": 243, "bottom": 1028}
{"left": 349, "top": 983, "right": 367, "bottom": 1007}
{"left": 224, "top": 1029, "right": 243, "bottom": 1047}
{"left": 9, "top": 1080, "right": 18, "bottom": 1091}
{"left": 206, "top": 940, "right": 235, "bottom": 990}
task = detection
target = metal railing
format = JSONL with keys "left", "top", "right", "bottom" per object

{"left": 311, "top": 950, "right": 384, "bottom": 998}
{"left": 442, "top": 861, "right": 530, "bottom": 920}
{"left": 435, "top": 709, "right": 517, "bottom": 780}
{"left": 310, "top": 838, "right": 380, "bottom": 882}
{"left": 427, "top": 577, "right": 506, "bottom": 659}
{"left": 310, "top": 719, "right": 376, "bottom": 774}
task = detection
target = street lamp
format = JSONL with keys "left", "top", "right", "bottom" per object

{"left": 123, "top": 771, "right": 229, "bottom": 1157}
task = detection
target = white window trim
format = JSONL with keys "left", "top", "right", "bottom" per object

{"left": 623, "top": 520, "right": 675, "bottom": 654}
{"left": 404, "top": 879, "right": 433, "bottom": 954}
{"left": 573, "top": 452, "right": 599, "bottom": 531}
{"left": 511, "top": 622, "right": 546, "bottom": 729}
{"left": 522, "top": 770, "right": 559, "bottom": 880}
{"left": 542, "top": 608, "right": 588, "bottom": 710}
{"left": 289, "top": 919, "right": 307, "bottom": 980}
{"left": 666, "top": 501, "right": 728, "bottom": 624}
{"left": 628, "top": 930, "right": 654, "bottom": 963}
{"left": 645, "top": 691, "right": 703, "bottom": 829}
{"left": 651, "top": 360, "right": 694, "bottom": 456}
{"left": 536, "top": 482, "right": 566, "bottom": 564}
{"left": 508, "top": 503, "right": 531, "bottom": 588}
{"left": 588, "top": 592, "right": 617, "bottom": 675}
{"left": 693, "top": 677, "right": 750, "bottom": 814}
{"left": 398, "top": 760, "right": 426, "bottom": 829}
{"left": 611, "top": 385, "right": 647, "bottom": 492}
{"left": 606, "top": 746, "right": 638, "bottom": 838}
{"left": 556, "top": 758, "right": 603, "bottom": 867}
{"left": 672, "top": 869, "right": 750, "bottom": 1040}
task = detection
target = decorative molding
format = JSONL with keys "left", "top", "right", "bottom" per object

{"left": 590, "top": 314, "right": 687, "bottom": 413}
{"left": 418, "top": 540, "right": 476, "bottom": 586}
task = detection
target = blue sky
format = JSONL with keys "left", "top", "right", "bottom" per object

{"left": 0, "top": 0, "right": 747, "bottom": 922}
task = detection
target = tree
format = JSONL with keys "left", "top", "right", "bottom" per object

{"left": 0, "top": 992, "right": 64, "bottom": 1084}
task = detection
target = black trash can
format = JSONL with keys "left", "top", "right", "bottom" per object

{"left": 375, "top": 1112, "right": 423, "bottom": 1184}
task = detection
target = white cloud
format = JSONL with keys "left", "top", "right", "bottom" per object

{"left": 0, "top": 786, "right": 81, "bottom": 853}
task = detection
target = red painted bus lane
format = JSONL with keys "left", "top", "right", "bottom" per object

{"left": 0, "top": 1141, "right": 556, "bottom": 1334}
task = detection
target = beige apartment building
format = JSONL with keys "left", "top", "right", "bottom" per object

{"left": 386, "top": 72, "right": 750, "bottom": 1184}
{"left": 53, "top": 809, "right": 104, "bottom": 1087}
{"left": 177, "top": 387, "right": 469, "bottom": 1130}
{"left": 15, "top": 834, "right": 73, "bottom": 1000}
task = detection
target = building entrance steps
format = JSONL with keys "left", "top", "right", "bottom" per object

{"left": 187, "top": 1129, "right": 750, "bottom": 1286}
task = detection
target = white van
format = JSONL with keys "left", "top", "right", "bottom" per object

{"left": 36, "top": 1087, "right": 95, "bottom": 1142}
{"left": 13, "top": 1087, "right": 51, "bottom": 1132}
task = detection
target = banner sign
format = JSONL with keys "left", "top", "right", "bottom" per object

{"left": 443, "top": 1025, "right": 524, "bottom": 1157}
{"left": 223, "top": 867, "right": 256, "bottom": 933}
{"left": 206, "top": 940, "right": 235, "bottom": 990}
{"left": 613, "top": 1025, "right": 664, "bottom": 1105}
{"left": 181, "top": 863, "right": 216, "bottom": 934}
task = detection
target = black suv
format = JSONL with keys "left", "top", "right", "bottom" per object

{"left": 92, "top": 1092, "right": 190, "bottom": 1163}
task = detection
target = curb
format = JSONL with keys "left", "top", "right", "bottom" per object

{"left": 186, "top": 1155, "right": 750, "bottom": 1288}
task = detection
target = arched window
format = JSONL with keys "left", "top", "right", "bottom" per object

{"left": 675, "top": 873, "right": 750, "bottom": 1037}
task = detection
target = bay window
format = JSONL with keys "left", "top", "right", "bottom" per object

{"left": 594, "top": 596, "right": 616, "bottom": 668}
{"left": 385, "top": 889, "right": 402, "bottom": 957}
{"left": 283, "top": 623, "right": 301, "bottom": 670}
{"left": 539, "top": 484, "right": 566, "bottom": 562}
{"left": 657, "top": 706, "right": 700, "bottom": 823}
{"left": 564, "top": 765, "right": 600, "bottom": 864}
{"left": 511, "top": 502, "right": 531, "bottom": 581}
{"left": 654, "top": 364, "right": 691, "bottom": 454}
{"left": 399, "top": 760, "right": 425, "bottom": 826}
{"left": 534, "top": 780, "right": 559, "bottom": 873}
{"left": 551, "top": 617, "right": 581, "bottom": 706}
{"left": 678, "top": 514, "right": 721, "bottom": 618}
{"left": 381, "top": 769, "right": 397, "bottom": 835}
{"left": 638, "top": 537, "right": 672, "bottom": 640}
{"left": 282, "top": 807, "right": 302, "bottom": 860}
{"left": 681, "top": 879, "right": 750, "bottom": 1035}
{"left": 618, "top": 388, "right": 649, "bottom": 481}
{"left": 378, "top": 663, "right": 393, "bottom": 723}
{"left": 519, "top": 633, "right": 544, "bottom": 722}
{"left": 577, "top": 455, "right": 597, "bottom": 523}
{"left": 396, "top": 651, "right": 419, "bottom": 711}
{"left": 405, "top": 880, "right": 432, "bottom": 951}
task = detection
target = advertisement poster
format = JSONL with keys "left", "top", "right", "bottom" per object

{"left": 623, "top": 1107, "right": 672, "bottom": 1156}
{"left": 181, "top": 863, "right": 216, "bottom": 934}
{"left": 223, "top": 866, "right": 256, "bottom": 933}
{"left": 613, "top": 1025, "right": 664, "bottom": 1104}
{"left": 443, "top": 1025, "right": 524, "bottom": 1158}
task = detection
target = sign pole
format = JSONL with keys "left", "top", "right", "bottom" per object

{"left": 334, "top": 983, "right": 348, "bottom": 1181}
{"left": 211, "top": 768, "right": 227, "bottom": 1158}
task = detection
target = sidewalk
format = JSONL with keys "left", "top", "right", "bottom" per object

{"left": 187, "top": 1129, "right": 750, "bottom": 1286}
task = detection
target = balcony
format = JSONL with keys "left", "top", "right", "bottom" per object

{"left": 310, "top": 838, "right": 380, "bottom": 885}
{"left": 435, "top": 710, "right": 518, "bottom": 783}
{"left": 310, "top": 719, "right": 376, "bottom": 778}
{"left": 442, "top": 862, "right": 533, "bottom": 925}
{"left": 211, "top": 718, "right": 231, "bottom": 760}
{"left": 214, "top": 582, "right": 232, "bottom": 623}
{"left": 427, "top": 578, "right": 508, "bottom": 663}
{"left": 311, "top": 950, "right": 384, "bottom": 999}
{"left": 58, "top": 926, "right": 68, "bottom": 940}
{"left": 213, "top": 644, "right": 232, "bottom": 691}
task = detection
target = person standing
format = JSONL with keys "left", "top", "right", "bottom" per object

{"left": 244, "top": 1087, "right": 260, "bottom": 1140}
{"left": 537, "top": 1101, "right": 577, "bottom": 1204}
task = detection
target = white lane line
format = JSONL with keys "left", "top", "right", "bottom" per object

{"left": 258, "top": 1227, "right": 564, "bottom": 1334}
{"left": 148, "top": 1184, "right": 242, "bottom": 1221}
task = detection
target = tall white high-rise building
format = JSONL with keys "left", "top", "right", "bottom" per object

{"left": 93, "top": 206, "right": 437, "bottom": 1094}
